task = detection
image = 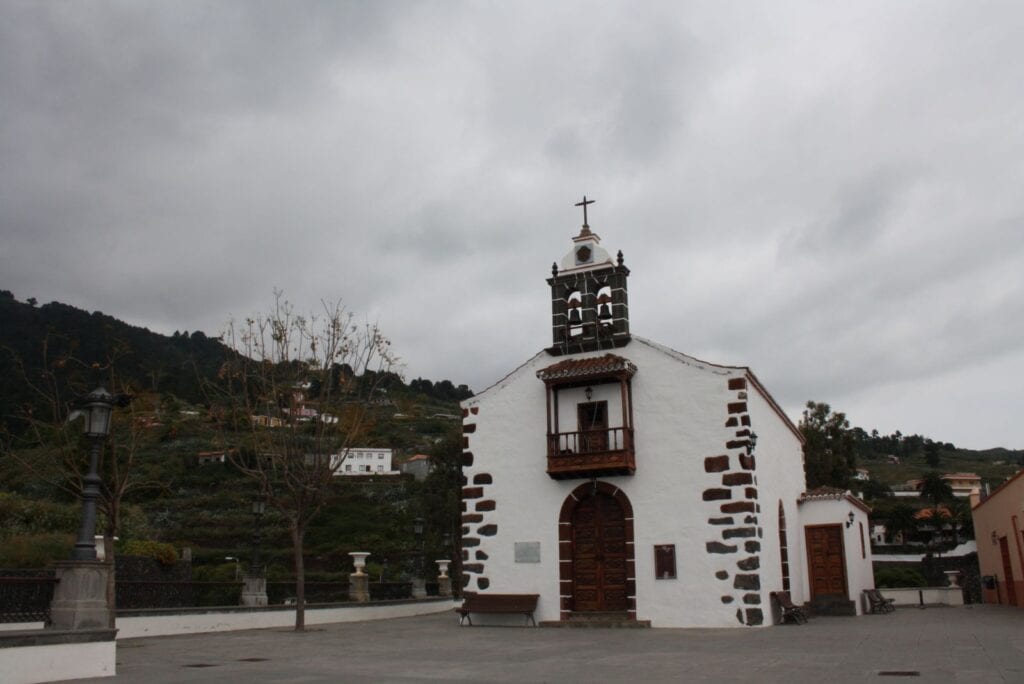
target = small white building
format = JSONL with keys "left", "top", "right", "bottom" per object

{"left": 459, "top": 212, "right": 874, "bottom": 627}
{"left": 331, "top": 448, "right": 395, "bottom": 475}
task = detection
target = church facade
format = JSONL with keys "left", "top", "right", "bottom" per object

{"left": 459, "top": 212, "right": 874, "bottom": 627}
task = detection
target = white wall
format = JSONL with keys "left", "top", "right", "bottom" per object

{"left": 0, "top": 641, "right": 114, "bottom": 684}
{"left": 462, "top": 338, "right": 809, "bottom": 628}
{"left": 116, "top": 599, "right": 456, "bottom": 639}
{"left": 797, "top": 498, "right": 875, "bottom": 615}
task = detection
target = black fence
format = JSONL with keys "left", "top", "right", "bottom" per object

{"left": 0, "top": 570, "right": 57, "bottom": 623}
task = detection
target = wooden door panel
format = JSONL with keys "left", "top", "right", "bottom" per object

{"left": 572, "top": 492, "right": 628, "bottom": 612}
{"left": 806, "top": 525, "right": 847, "bottom": 600}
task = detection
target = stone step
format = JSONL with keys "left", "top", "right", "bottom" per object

{"left": 540, "top": 612, "right": 651, "bottom": 628}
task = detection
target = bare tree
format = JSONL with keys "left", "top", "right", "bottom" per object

{"left": 209, "top": 292, "right": 398, "bottom": 631}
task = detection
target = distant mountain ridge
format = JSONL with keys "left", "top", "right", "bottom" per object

{"left": 0, "top": 290, "right": 230, "bottom": 423}
{"left": 0, "top": 290, "right": 472, "bottom": 429}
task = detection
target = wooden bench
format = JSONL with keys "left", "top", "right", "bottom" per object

{"left": 864, "top": 588, "right": 895, "bottom": 614}
{"left": 456, "top": 593, "right": 540, "bottom": 626}
{"left": 770, "top": 591, "right": 808, "bottom": 624}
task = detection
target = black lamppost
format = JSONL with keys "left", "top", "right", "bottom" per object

{"left": 412, "top": 517, "right": 425, "bottom": 598}
{"left": 69, "top": 387, "right": 119, "bottom": 561}
{"left": 250, "top": 498, "right": 266, "bottom": 574}
{"left": 413, "top": 517, "right": 425, "bottom": 575}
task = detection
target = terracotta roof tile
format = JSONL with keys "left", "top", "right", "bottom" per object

{"left": 536, "top": 354, "right": 637, "bottom": 381}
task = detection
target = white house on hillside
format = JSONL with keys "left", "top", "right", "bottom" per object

{"left": 330, "top": 448, "right": 396, "bottom": 476}
{"left": 458, "top": 209, "right": 873, "bottom": 627}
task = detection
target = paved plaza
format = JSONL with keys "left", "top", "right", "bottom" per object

{"left": 64, "top": 604, "right": 1023, "bottom": 683}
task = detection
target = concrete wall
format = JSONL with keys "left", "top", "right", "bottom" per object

{"left": 115, "top": 598, "right": 456, "bottom": 639}
{"left": 0, "top": 631, "right": 115, "bottom": 684}
{"left": 797, "top": 498, "right": 875, "bottom": 615}
{"left": 461, "top": 338, "right": 808, "bottom": 627}
{"left": 876, "top": 587, "right": 964, "bottom": 607}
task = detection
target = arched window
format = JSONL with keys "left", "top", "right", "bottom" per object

{"left": 596, "top": 285, "right": 613, "bottom": 326}
{"left": 567, "top": 290, "right": 583, "bottom": 337}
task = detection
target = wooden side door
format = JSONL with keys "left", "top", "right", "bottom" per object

{"left": 572, "top": 492, "right": 628, "bottom": 612}
{"left": 806, "top": 524, "right": 848, "bottom": 599}
{"left": 999, "top": 536, "right": 1017, "bottom": 606}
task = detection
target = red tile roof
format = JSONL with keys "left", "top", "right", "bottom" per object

{"left": 536, "top": 354, "right": 637, "bottom": 381}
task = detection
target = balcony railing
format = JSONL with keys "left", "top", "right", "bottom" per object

{"left": 546, "top": 427, "right": 635, "bottom": 479}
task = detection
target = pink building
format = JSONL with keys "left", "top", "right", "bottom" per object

{"left": 971, "top": 469, "right": 1024, "bottom": 607}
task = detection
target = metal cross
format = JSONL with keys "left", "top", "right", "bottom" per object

{"left": 574, "top": 195, "right": 595, "bottom": 226}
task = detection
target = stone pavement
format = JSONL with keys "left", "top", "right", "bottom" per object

{"left": 61, "top": 604, "right": 1023, "bottom": 683}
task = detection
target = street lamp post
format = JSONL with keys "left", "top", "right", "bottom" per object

{"left": 249, "top": 498, "right": 266, "bottom": 574}
{"left": 49, "top": 385, "right": 128, "bottom": 631}
{"left": 70, "top": 387, "right": 116, "bottom": 561}
{"left": 240, "top": 498, "right": 269, "bottom": 606}
{"left": 412, "top": 517, "right": 426, "bottom": 599}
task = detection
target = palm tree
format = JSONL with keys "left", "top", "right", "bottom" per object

{"left": 918, "top": 472, "right": 954, "bottom": 547}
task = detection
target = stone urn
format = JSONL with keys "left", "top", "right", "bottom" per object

{"left": 944, "top": 569, "right": 961, "bottom": 588}
{"left": 349, "top": 552, "right": 370, "bottom": 576}
{"left": 435, "top": 559, "right": 451, "bottom": 579}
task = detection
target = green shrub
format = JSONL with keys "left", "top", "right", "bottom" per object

{"left": 122, "top": 539, "right": 179, "bottom": 566}
{"left": 0, "top": 532, "right": 74, "bottom": 567}
{"left": 874, "top": 566, "right": 926, "bottom": 588}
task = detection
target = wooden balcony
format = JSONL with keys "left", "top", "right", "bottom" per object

{"left": 546, "top": 427, "right": 635, "bottom": 479}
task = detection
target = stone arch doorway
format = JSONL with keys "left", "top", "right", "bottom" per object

{"left": 558, "top": 482, "right": 636, "bottom": 620}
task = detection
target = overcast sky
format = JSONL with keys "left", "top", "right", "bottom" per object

{"left": 3, "top": 1, "right": 1023, "bottom": 450}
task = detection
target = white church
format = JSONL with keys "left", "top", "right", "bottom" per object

{"left": 459, "top": 203, "right": 875, "bottom": 627}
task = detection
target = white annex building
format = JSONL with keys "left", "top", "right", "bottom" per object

{"left": 459, "top": 206, "right": 874, "bottom": 627}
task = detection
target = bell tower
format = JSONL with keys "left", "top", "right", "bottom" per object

{"left": 547, "top": 197, "right": 631, "bottom": 356}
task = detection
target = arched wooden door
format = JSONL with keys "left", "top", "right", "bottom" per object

{"left": 572, "top": 491, "right": 628, "bottom": 612}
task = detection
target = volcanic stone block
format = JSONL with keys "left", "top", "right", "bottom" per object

{"left": 703, "top": 488, "right": 732, "bottom": 501}
{"left": 462, "top": 513, "right": 483, "bottom": 524}
{"left": 461, "top": 452, "right": 474, "bottom": 467}
{"left": 722, "top": 527, "right": 757, "bottom": 539}
{"left": 462, "top": 423, "right": 476, "bottom": 433}
{"left": 473, "top": 473, "right": 493, "bottom": 485}
{"left": 463, "top": 537, "right": 480, "bottom": 547}
{"left": 733, "top": 574, "right": 761, "bottom": 591}
{"left": 743, "top": 515, "right": 757, "bottom": 524}
{"left": 715, "top": 571, "right": 729, "bottom": 580}
{"left": 728, "top": 378, "right": 747, "bottom": 390}
{"left": 737, "top": 556, "right": 760, "bottom": 571}
{"left": 725, "top": 440, "right": 749, "bottom": 450}
{"left": 463, "top": 563, "right": 484, "bottom": 574}
{"left": 477, "top": 577, "right": 490, "bottom": 590}
{"left": 476, "top": 499, "right": 496, "bottom": 511}
{"left": 478, "top": 524, "right": 498, "bottom": 536}
{"left": 745, "top": 608, "right": 764, "bottom": 626}
{"left": 462, "top": 486, "right": 483, "bottom": 499}
{"left": 708, "top": 516, "right": 734, "bottom": 526}
{"left": 721, "top": 501, "right": 755, "bottom": 514}
{"left": 722, "top": 596, "right": 734, "bottom": 604}
{"left": 725, "top": 417, "right": 739, "bottom": 427}
{"left": 727, "top": 402, "right": 747, "bottom": 414}
{"left": 745, "top": 541, "right": 761, "bottom": 553}
{"left": 704, "top": 455, "right": 730, "bottom": 473}
{"left": 475, "top": 550, "right": 488, "bottom": 560}
{"left": 745, "top": 487, "right": 758, "bottom": 499}
{"left": 723, "top": 473, "right": 753, "bottom": 486}
{"left": 706, "top": 542, "right": 738, "bottom": 554}
{"left": 743, "top": 593, "right": 761, "bottom": 605}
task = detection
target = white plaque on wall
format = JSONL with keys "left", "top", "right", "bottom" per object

{"left": 514, "top": 542, "right": 541, "bottom": 563}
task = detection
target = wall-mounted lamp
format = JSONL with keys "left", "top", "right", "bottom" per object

{"left": 584, "top": 387, "right": 593, "bottom": 401}
{"left": 748, "top": 432, "right": 758, "bottom": 453}
{"left": 991, "top": 531, "right": 999, "bottom": 546}
{"left": 846, "top": 512, "right": 855, "bottom": 529}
